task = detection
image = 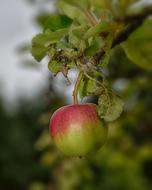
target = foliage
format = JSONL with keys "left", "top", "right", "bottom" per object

{"left": 122, "top": 18, "right": 152, "bottom": 71}
{"left": 31, "top": 0, "right": 152, "bottom": 122}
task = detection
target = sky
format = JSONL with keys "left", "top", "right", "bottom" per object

{"left": 0, "top": 0, "right": 75, "bottom": 106}
{"left": 0, "top": 0, "right": 48, "bottom": 103}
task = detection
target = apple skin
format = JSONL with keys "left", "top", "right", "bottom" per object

{"left": 49, "top": 103, "right": 108, "bottom": 156}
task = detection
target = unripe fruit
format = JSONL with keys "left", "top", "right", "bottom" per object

{"left": 49, "top": 103, "right": 108, "bottom": 156}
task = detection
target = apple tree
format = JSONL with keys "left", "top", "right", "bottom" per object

{"left": 31, "top": 0, "right": 152, "bottom": 155}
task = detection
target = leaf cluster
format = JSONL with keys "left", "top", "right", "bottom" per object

{"left": 31, "top": 0, "right": 152, "bottom": 121}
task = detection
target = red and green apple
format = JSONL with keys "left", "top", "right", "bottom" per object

{"left": 49, "top": 103, "right": 108, "bottom": 156}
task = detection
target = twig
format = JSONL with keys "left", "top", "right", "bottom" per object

{"left": 112, "top": 19, "right": 143, "bottom": 48}
{"left": 93, "top": 8, "right": 152, "bottom": 63}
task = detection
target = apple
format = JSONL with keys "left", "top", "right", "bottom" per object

{"left": 49, "top": 103, "right": 108, "bottom": 156}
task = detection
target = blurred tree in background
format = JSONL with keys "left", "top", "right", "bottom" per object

{"left": 0, "top": 0, "right": 152, "bottom": 190}
{"left": 0, "top": 80, "right": 65, "bottom": 190}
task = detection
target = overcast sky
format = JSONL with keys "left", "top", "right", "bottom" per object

{"left": 0, "top": 0, "right": 57, "bottom": 104}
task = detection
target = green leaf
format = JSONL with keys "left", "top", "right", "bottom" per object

{"left": 48, "top": 60, "right": 62, "bottom": 74}
{"left": 98, "top": 92, "right": 124, "bottom": 122}
{"left": 32, "top": 29, "right": 68, "bottom": 46}
{"left": 84, "top": 21, "right": 112, "bottom": 39}
{"left": 79, "top": 78, "right": 97, "bottom": 99}
{"left": 68, "top": 25, "right": 88, "bottom": 50}
{"left": 31, "top": 29, "right": 68, "bottom": 61}
{"left": 43, "top": 15, "right": 72, "bottom": 31}
{"left": 36, "top": 13, "right": 50, "bottom": 27}
{"left": 31, "top": 44, "right": 48, "bottom": 62}
{"left": 62, "top": 48, "right": 79, "bottom": 60}
{"left": 58, "top": 1, "right": 87, "bottom": 24}
{"left": 85, "top": 36, "right": 104, "bottom": 56}
{"left": 99, "top": 33, "right": 114, "bottom": 66}
{"left": 122, "top": 19, "right": 152, "bottom": 70}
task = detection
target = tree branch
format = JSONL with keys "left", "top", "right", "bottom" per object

{"left": 93, "top": 8, "right": 152, "bottom": 63}
{"left": 123, "top": 6, "right": 152, "bottom": 23}
{"left": 112, "top": 19, "right": 143, "bottom": 48}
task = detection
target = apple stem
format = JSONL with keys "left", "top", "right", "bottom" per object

{"left": 73, "top": 71, "right": 84, "bottom": 104}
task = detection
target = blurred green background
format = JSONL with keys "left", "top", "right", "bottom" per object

{"left": 0, "top": 0, "right": 152, "bottom": 190}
